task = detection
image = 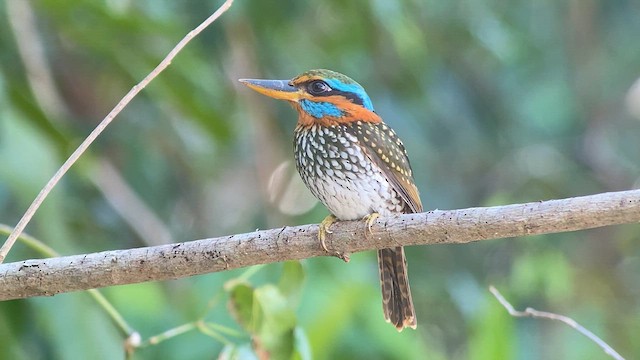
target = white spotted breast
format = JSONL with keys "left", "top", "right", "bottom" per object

{"left": 293, "top": 122, "right": 418, "bottom": 220}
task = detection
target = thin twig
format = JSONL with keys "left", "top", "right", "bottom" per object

{"left": 489, "top": 286, "right": 625, "bottom": 360}
{"left": 0, "top": 189, "right": 638, "bottom": 300}
{"left": 0, "top": 224, "right": 135, "bottom": 336}
{"left": 0, "top": 0, "right": 235, "bottom": 263}
{"left": 6, "top": 0, "right": 174, "bottom": 249}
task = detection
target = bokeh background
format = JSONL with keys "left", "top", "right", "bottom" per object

{"left": 1, "top": 0, "right": 639, "bottom": 359}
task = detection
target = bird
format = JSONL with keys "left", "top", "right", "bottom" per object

{"left": 240, "top": 69, "right": 421, "bottom": 331}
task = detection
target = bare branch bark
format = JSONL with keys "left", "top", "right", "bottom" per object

{"left": 1, "top": 189, "right": 639, "bottom": 301}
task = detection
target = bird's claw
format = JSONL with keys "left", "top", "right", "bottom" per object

{"left": 318, "top": 215, "right": 337, "bottom": 253}
{"left": 363, "top": 212, "right": 380, "bottom": 238}
{"left": 318, "top": 215, "right": 350, "bottom": 261}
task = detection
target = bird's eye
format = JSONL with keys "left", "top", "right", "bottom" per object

{"left": 307, "top": 80, "right": 331, "bottom": 95}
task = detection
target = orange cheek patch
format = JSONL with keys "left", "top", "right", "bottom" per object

{"left": 291, "top": 96, "right": 382, "bottom": 128}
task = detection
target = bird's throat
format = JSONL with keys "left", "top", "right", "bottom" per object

{"left": 292, "top": 99, "right": 382, "bottom": 128}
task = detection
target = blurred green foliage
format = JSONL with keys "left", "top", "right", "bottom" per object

{"left": 1, "top": 0, "right": 639, "bottom": 359}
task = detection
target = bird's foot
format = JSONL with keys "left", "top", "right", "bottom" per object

{"left": 318, "top": 215, "right": 350, "bottom": 262}
{"left": 318, "top": 215, "right": 337, "bottom": 252}
{"left": 363, "top": 212, "right": 380, "bottom": 239}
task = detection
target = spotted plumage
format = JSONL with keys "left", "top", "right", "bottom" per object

{"left": 240, "top": 69, "right": 420, "bottom": 330}
{"left": 293, "top": 122, "right": 418, "bottom": 219}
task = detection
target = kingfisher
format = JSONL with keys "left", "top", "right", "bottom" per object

{"left": 240, "top": 69, "right": 421, "bottom": 331}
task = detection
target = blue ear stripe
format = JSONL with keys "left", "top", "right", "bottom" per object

{"left": 299, "top": 99, "right": 344, "bottom": 118}
{"left": 323, "top": 78, "right": 375, "bottom": 111}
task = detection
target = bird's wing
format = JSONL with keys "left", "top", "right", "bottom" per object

{"left": 348, "top": 122, "right": 423, "bottom": 213}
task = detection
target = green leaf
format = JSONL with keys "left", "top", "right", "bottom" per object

{"left": 278, "top": 261, "right": 305, "bottom": 308}
{"left": 254, "top": 285, "right": 297, "bottom": 360}
{"left": 228, "top": 283, "right": 262, "bottom": 333}
{"left": 219, "top": 343, "right": 258, "bottom": 360}
{"left": 292, "top": 327, "right": 312, "bottom": 360}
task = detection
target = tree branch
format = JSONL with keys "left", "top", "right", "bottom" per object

{"left": 0, "top": 0, "right": 235, "bottom": 263}
{"left": 1, "top": 189, "right": 639, "bottom": 301}
{"left": 489, "top": 286, "right": 625, "bottom": 360}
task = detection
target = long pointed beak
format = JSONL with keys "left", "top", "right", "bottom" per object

{"left": 239, "top": 78, "right": 301, "bottom": 101}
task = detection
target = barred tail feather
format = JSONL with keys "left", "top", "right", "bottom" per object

{"left": 377, "top": 247, "right": 417, "bottom": 331}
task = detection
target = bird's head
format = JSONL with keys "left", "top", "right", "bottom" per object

{"left": 240, "top": 69, "right": 382, "bottom": 127}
